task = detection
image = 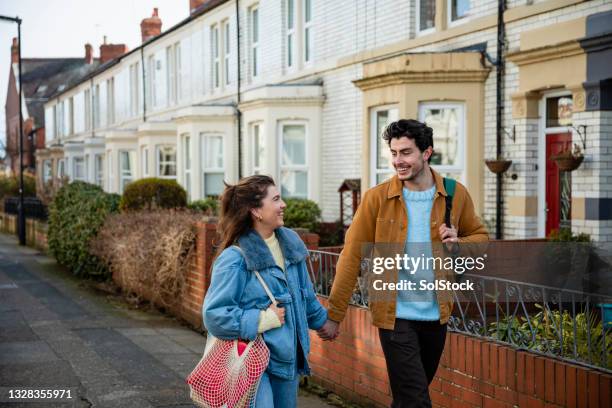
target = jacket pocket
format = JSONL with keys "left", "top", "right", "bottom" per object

{"left": 375, "top": 217, "right": 398, "bottom": 242}
{"left": 262, "top": 294, "right": 295, "bottom": 363}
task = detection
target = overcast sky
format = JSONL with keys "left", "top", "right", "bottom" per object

{"left": 0, "top": 0, "right": 188, "bottom": 150}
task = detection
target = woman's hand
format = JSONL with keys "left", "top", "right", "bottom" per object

{"left": 269, "top": 302, "right": 285, "bottom": 325}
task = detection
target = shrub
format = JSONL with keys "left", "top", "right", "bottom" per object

{"left": 188, "top": 197, "right": 219, "bottom": 216}
{"left": 119, "top": 178, "right": 187, "bottom": 212}
{"left": 547, "top": 228, "right": 591, "bottom": 242}
{"left": 316, "top": 221, "right": 345, "bottom": 247}
{"left": 0, "top": 174, "right": 37, "bottom": 201}
{"left": 90, "top": 210, "right": 201, "bottom": 308}
{"left": 488, "top": 304, "right": 611, "bottom": 367}
{"left": 48, "top": 181, "right": 120, "bottom": 279}
{"left": 283, "top": 198, "right": 321, "bottom": 232}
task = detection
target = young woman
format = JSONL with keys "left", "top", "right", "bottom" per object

{"left": 203, "top": 175, "right": 331, "bottom": 407}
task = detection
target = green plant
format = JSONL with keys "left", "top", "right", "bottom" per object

{"left": 188, "top": 197, "right": 219, "bottom": 216}
{"left": 48, "top": 181, "right": 120, "bottom": 279}
{"left": 547, "top": 228, "right": 591, "bottom": 242}
{"left": 119, "top": 178, "right": 187, "bottom": 212}
{"left": 316, "top": 221, "right": 345, "bottom": 247}
{"left": 488, "top": 304, "right": 611, "bottom": 367}
{"left": 283, "top": 198, "right": 321, "bottom": 232}
{"left": 0, "top": 174, "right": 36, "bottom": 201}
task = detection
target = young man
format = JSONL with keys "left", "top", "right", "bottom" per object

{"left": 318, "top": 119, "right": 489, "bottom": 407}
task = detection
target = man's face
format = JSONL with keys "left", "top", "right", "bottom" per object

{"left": 389, "top": 137, "right": 432, "bottom": 181}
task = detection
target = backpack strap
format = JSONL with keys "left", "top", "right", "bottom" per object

{"left": 443, "top": 177, "right": 456, "bottom": 228}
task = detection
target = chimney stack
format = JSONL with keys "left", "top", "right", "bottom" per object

{"left": 190, "top": 0, "right": 208, "bottom": 14}
{"left": 11, "top": 37, "right": 18, "bottom": 64}
{"left": 99, "top": 38, "right": 128, "bottom": 64}
{"left": 84, "top": 43, "right": 94, "bottom": 64}
{"left": 141, "top": 8, "right": 162, "bottom": 43}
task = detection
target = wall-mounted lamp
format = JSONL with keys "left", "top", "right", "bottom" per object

{"left": 502, "top": 125, "right": 515, "bottom": 143}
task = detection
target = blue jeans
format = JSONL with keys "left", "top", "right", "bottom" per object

{"left": 253, "top": 371, "right": 299, "bottom": 408}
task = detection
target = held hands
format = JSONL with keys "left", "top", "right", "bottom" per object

{"left": 317, "top": 319, "right": 340, "bottom": 341}
{"left": 439, "top": 223, "right": 459, "bottom": 252}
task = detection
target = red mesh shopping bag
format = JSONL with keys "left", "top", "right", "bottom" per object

{"left": 186, "top": 335, "right": 270, "bottom": 408}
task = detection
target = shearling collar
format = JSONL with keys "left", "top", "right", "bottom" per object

{"left": 236, "top": 227, "right": 308, "bottom": 271}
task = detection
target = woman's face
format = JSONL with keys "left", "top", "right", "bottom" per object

{"left": 253, "top": 185, "right": 286, "bottom": 229}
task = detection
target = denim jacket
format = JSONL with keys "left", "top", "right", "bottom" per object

{"left": 203, "top": 227, "right": 328, "bottom": 380}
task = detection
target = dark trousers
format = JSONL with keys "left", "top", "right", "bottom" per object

{"left": 378, "top": 319, "right": 447, "bottom": 408}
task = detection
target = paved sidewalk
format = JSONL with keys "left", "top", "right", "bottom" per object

{"left": 0, "top": 233, "right": 333, "bottom": 407}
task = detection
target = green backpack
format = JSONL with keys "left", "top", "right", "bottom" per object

{"left": 443, "top": 177, "right": 456, "bottom": 228}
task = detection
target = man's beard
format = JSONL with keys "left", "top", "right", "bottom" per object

{"left": 397, "top": 161, "right": 425, "bottom": 181}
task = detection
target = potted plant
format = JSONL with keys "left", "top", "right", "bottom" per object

{"left": 550, "top": 143, "right": 584, "bottom": 172}
{"left": 485, "top": 156, "right": 513, "bottom": 174}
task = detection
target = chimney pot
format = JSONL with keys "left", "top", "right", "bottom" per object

{"left": 84, "top": 43, "right": 94, "bottom": 64}
{"left": 140, "top": 8, "right": 162, "bottom": 43}
{"left": 99, "top": 42, "right": 128, "bottom": 64}
{"left": 190, "top": 0, "right": 208, "bottom": 14}
{"left": 11, "top": 37, "right": 18, "bottom": 64}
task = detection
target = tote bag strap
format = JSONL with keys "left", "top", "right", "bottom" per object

{"left": 233, "top": 245, "right": 277, "bottom": 305}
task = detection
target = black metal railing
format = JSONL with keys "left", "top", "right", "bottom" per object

{"left": 3, "top": 197, "right": 48, "bottom": 220}
{"left": 306, "top": 249, "right": 612, "bottom": 372}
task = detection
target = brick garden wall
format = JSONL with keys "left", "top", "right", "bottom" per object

{"left": 308, "top": 298, "right": 611, "bottom": 408}
{"left": 0, "top": 212, "right": 48, "bottom": 252}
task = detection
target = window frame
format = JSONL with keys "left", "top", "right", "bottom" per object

{"left": 447, "top": 0, "right": 470, "bottom": 26}
{"left": 42, "top": 160, "right": 52, "bottom": 184}
{"left": 57, "top": 159, "right": 65, "bottom": 179}
{"left": 118, "top": 150, "right": 135, "bottom": 194}
{"left": 303, "top": 0, "right": 313, "bottom": 64}
{"left": 223, "top": 20, "right": 231, "bottom": 86}
{"left": 250, "top": 5, "right": 259, "bottom": 78}
{"left": 84, "top": 89, "right": 92, "bottom": 131}
{"left": 94, "top": 153, "right": 104, "bottom": 187}
{"left": 278, "top": 121, "right": 308, "bottom": 199}
{"left": 156, "top": 145, "right": 177, "bottom": 180}
{"left": 141, "top": 146, "right": 149, "bottom": 177}
{"left": 211, "top": 24, "right": 220, "bottom": 89}
{"left": 201, "top": 133, "right": 225, "bottom": 197}
{"left": 166, "top": 45, "right": 176, "bottom": 104}
{"left": 106, "top": 77, "right": 115, "bottom": 126}
{"left": 147, "top": 55, "right": 156, "bottom": 108}
{"left": 416, "top": 0, "right": 436, "bottom": 36}
{"left": 73, "top": 156, "right": 86, "bottom": 181}
{"left": 286, "top": 0, "right": 295, "bottom": 69}
{"left": 417, "top": 101, "right": 466, "bottom": 176}
{"left": 251, "top": 122, "right": 264, "bottom": 175}
{"left": 182, "top": 134, "right": 192, "bottom": 199}
{"left": 129, "top": 62, "right": 140, "bottom": 117}
{"left": 369, "top": 105, "right": 399, "bottom": 187}
{"left": 93, "top": 84, "right": 101, "bottom": 129}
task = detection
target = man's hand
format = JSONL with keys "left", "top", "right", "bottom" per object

{"left": 439, "top": 223, "right": 459, "bottom": 252}
{"left": 317, "top": 319, "right": 340, "bottom": 341}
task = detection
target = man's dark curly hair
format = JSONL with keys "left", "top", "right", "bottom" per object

{"left": 382, "top": 119, "right": 434, "bottom": 163}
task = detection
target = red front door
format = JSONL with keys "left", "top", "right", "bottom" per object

{"left": 545, "top": 133, "right": 572, "bottom": 236}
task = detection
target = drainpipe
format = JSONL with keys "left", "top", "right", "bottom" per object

{"left": 90, "top": 78, "right": 95, "bottom": 138}
{"left": 141, "top": 46, "right": 147, "bottom": 122}
{"left": 495, "top": 0, "right": 507, "bottom": 240}
{"left": 236, "top": 0, "right": 243, "bottom": 179}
